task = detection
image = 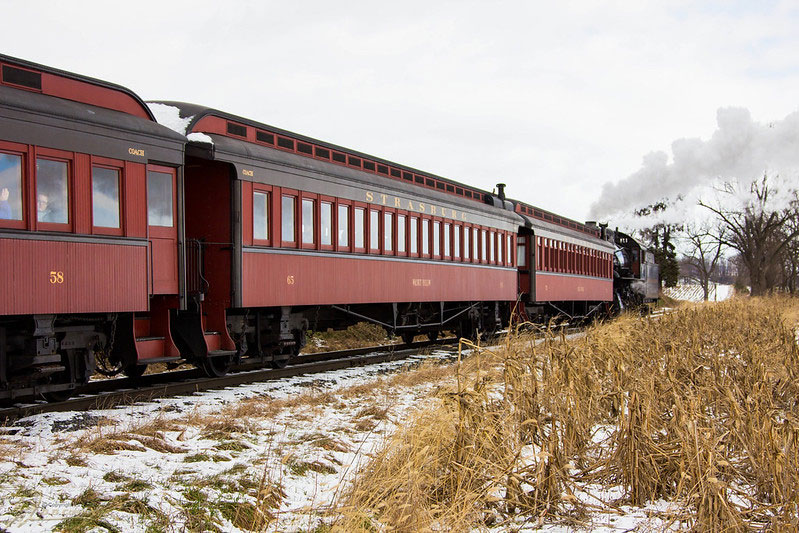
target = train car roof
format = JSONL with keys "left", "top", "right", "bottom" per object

{"left": 149, "top": 101, "right": 503, "bottom": 207}
{"left": 0, "top": 54, "right": 157, "bottom": 121}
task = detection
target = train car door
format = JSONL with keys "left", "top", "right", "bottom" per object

{"left": 146, "top": 165, "right": 179, "bottom": 295}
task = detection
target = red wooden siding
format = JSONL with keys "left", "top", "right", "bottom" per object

{"left": 242, "top": 252, "right": 516, "bottom": 307}
{"left": 0, "top": 238, "right": 148, "bottom": 315}
{"left": 534, "top": 272, "right": 612, "bottom": 302}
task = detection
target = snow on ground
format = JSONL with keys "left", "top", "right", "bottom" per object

{"left": 0, "top": 346, "right": 687, "bottom": 532}
{"left": 664, "top": 282, "right": 734, "bottom": 302}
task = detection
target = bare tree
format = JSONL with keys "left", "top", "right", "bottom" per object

{"left": 699, "top": 175, "right": 799, "bottom": 296}
{"left": 682, "top": 222, "right": 726, "bottom": 301}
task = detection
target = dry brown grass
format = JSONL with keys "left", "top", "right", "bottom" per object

{"left": 303, "top": 322, "right": 395, "bottom": 353}
{"left": 334, "top": 297, "right": 799, "bottom": 531}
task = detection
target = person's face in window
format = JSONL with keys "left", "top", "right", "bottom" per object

{"left": 37, "top": 194, "right": 49, "bottom": 216}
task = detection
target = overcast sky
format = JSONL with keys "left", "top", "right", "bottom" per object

{"left": 3, "top": 1, "right": 798, "bottom": 223}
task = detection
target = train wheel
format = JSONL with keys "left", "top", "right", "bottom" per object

{"left": 41, "top": 349, "right": 83, "bottom": 403}
{"left": 202, "top": 354, "right": 232, "bottom": 378}
{"left": 123, "top": 363, "right": 147, "bottom": 379}
{"left": 426, "top": 330, "right": 439, "bottom": 342}
{"left": 401, "top": 332, "right": 416, "bottom": 346}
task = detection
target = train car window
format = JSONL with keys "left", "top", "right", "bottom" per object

{"left": 281, "top": 195, "right": 296, "bottom": 243}
{"left": 369, "top": 210, "right": 379, "bottom": 250}
{"left": 147, "top": 170, "right": 173, "bottom": 227}
{"left": 410, "top": 217, "right": 418, "bottom": 254}
{"left": 433, "top": 221, "right": 440, "bottom": 256}
{"left": 473, "top": 228, "right": 479, "bottom": 261}
{"left": 91, "top": 166, "right": 120, "bottom": 228}
{"left": 390, "top": 168, "right": 401, "bottom": 178}
{"left": 36, "top": 159, "right": 69, "bottom": 225}
{"left": 253, "top": 191, "right": 269, "bottom": 241}
{"left": 497, "top": 233, "right": 502, "bottom": 264}
{"left": 277, "top": 137, "right": 294, "bottom": 150}
{"left": 337, "top": 204, "right": 349, "bottom": 247}
{"left": 0, "top": 153, "right": 23, "bottom": 221}
{"left": 384, "top": 212, "right": 393, "bottom": 252}
{"left": 315, "top": 147, "right": 330, "bottom": 159}
{"left": 422, "top": 219, "right": 430, "bottom": 255}
{"left": 454, "top": 225, "right": 460, "bottom": 259}
{"left": 354, "top": 207, "right": 365, "bottom": 248}
{"left": 297, "top": 142, "right": 313, "bottom": 155}
{"left": 364, "top": 161, "right": 376, "bottom": 171}
{"left": 517, "top": 238, "right": 527, "bottom": 268}
{"left": 397, "top": 214, "right": 406, "bottom": 253}
{"left": 302, "top": 198, "right": 315, "bottom": 245}
{"left": 444, "top": 223, "right": 451, "bottom": 257}
{"left": 489, "top": 231, "right": 495, "bottom": 263}
{"left": 463, "top": 227, "right": 470, "bottom": 260}
{"left": 507, "top": 235, "right": 513, "bottom": 265}
{"left": 332, "top": 152, "right": 346, "bottom": 164}
{"left": 481, "top": 230, "right": 487, "bottom": 263}
{"left": 320, "top": 201, "right": 332, "bottom": 246}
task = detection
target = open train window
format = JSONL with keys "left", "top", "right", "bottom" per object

{"left": 36, "top": 158, "right": 70, "bottom": 227}
{"left": 0, "top": 152, "right": 24, "bottom": 224}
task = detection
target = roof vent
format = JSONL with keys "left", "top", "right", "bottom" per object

{"left": 2, "top": 65, "right": 42, "bottom": 90}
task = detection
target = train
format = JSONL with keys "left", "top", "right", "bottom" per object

{"left": 0, "top": 54, "right": 658, "bottom": 402}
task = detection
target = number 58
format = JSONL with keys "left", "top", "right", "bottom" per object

{"left": 49, "top": 271, "right": 64, "bottom": 284}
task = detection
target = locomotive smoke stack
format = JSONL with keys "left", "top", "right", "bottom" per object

{"left": 496, "top": 183, "right": 506, "bottom": 202}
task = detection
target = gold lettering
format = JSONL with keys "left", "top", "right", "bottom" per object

{"left": 394, "top": 197, "right": 401, "bottom": 207}
{"left": 242, "top": 169, "right": 254, "bottom": 177}
{"left": 380, "top": 194, "right": 387, "bottom": 205}
{"left": 128, "top": 147, "right": 145, "bottom": 157}
{"left": 418, "top": 203, "right": 425, "bottom": 213}
{"left": 412, "top": 278, "right": 432, "bottom": 287}
{"left": 365, "top": 191, "right": 374, "bottom": 202}
{"left": 451, "top": 209, "right": 457, "bottom": 219}
{"left": 407, "top": 200, "right": 414, "bottom": 211}
{"left": 430, "top": 205, "right": 437, "bottom": 215}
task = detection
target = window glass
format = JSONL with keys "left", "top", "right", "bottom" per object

{"left": 454, "top": 225, "right": 460, "bottom": 258}
{"left": 384, "top": 212, "right": 393, "bottom": 251}
{"left": 481, "top": 230, "right": 487, "bottom": 262}
{"left": 302, "top": 198, "right": 315, "bottom": 244}
{"left": 473, "top": 228, "right": 479, "bottom": 260}
{"left": 355, "top": 207, "right": 365, "bottom": 248}
{"left": 463, "top": 227, "right": 470, "bottom": 260}
{"left": 0, "top": 153, "right": 23, "bottom": 221}
{"left": 433, "top": 221, "right": 440, "bottom": 256}
{"left": 92, "top": 167, "right": 120, "bottom": 228}
{"left": 410, "top": 217, "right": 418, "bottom": 254}
{"left": 517, "top": 240, "right": 527, "bottom": 268}
{"left": 444, "top": 223, "right": 451, "bottom": 256}
{"left": 507, "top": 235, "right": 513, "bottom": 264}
{"left": 282, "top": 195, "right": 295, "bottom": 242}
{"left": 37, "top": 159, "right": 69, "bottom": 224}
{"left": 253, "top": 191, "right": 269, "bottom": 240}
{"left": 422, "top": 219, "right": 429, "bottom": 254}
{"left": 370, "top": 210, "right": 379, "bottom": 250}
{"left": 321, "top": 202, "right": 332, "bottom": 245}
{"left": 397, "top": 214, "right": 406, "bottom": 253}
{"left": 497, "top": 233, "right": 502, "bottom": 263}
{"left": 338, "top": 204, "right": 349, "bottom": 247}
{"left": 147, "top": 170, "right": 173, "bottom": 227}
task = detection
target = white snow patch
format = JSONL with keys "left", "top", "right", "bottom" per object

{"left": 187, "top": 132, "right": 213, "bottom": 144}
{"left": 147, "top": 103, "right": 192, "bottom": 135}
{"left": 664, "top": 282, "right": 734, "bottom": 302}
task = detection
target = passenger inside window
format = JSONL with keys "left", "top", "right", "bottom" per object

{"left": 92, "top": 167, "right": 120, "bottom": 228}
{"left": 36, "top": 159, "right": 69, "bottom": 224}
{"left": 0, "top": 153, "right": 23, "bottom": 220}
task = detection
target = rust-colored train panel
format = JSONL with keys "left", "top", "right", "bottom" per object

{"left": 242, "top": 251, "right": 517, "bottom": 307}
{"left": 534, "top": 272, "right": 612, "bottom": 302}
{"left": 0, "top": 237, "right": 148, "bottom": 315}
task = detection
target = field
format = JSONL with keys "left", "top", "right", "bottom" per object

{"left": 1, "top": 297, "right": 797, "bottom": 531}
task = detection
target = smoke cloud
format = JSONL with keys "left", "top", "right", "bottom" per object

{"left": 589, "top": 107, "right": 799, "bottom": 221}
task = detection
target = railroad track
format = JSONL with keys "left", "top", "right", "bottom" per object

{"left": 0, "top": 338, "right": 458, "bottom": 422}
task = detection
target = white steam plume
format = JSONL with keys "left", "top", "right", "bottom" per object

{"left": 589, "top": 107, "right": 799, "bottom": 222}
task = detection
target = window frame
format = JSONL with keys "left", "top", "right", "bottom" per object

{"left": 280, "top": 190, "right": 298, "bottom": 247}
{"left": 319, "top": 196, "right": 334, "bottom": 251}
{"left": 90, "top": 157, "right": 124, "bottom": 236}
{"left": 252, "top": 184, "right": 273, "bottom": 246}
{"left": 396, "top": 212, "right": 407, "bottom": 256}
{"left": 335, "top": 200, "right": 351, "bottom": 252}
{"left": 300, "top": 193, "right": 317, "bottom": 249}
{"left": 0, "top": 142, "right": 28, "bottom": 230}
{"left": 35, "top": 147, "right": 74, "bottom": 232}
{"left": 353, "top": 204, "right": 367, "bottom": 253}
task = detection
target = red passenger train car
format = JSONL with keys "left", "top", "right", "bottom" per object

{"left": 0, "top": 55, "right": 185, "bottom": 400}
{"left": 153, "top": 102, "right": 521, "bottom": 372}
